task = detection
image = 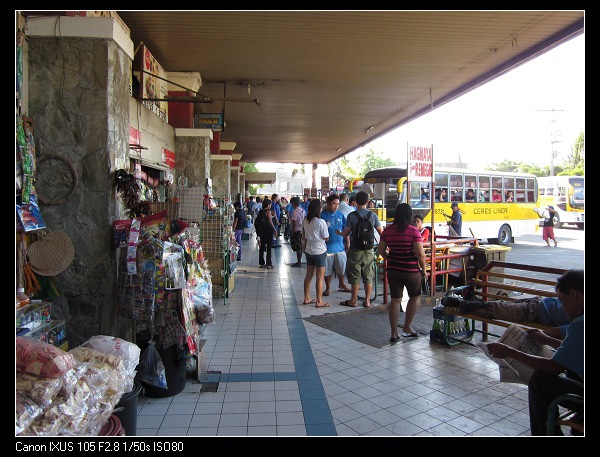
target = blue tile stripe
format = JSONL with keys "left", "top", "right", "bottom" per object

{"left": 206, "top": 253, "right": 336, "bottom": 436}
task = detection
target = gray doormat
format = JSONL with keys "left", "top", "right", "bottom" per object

{"left": 303, "top": 305, "right": 432, "bottom": 349}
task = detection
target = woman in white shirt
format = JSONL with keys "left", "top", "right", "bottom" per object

{"left": 301, "top": 199, "right": 330, "bottom": 307}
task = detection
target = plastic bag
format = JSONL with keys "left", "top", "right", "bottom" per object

{"left": 136, "top": 340, "right": 168, "bottom": 389}
{"left": 421, "top": 275, "right": 430, "bottom": 296}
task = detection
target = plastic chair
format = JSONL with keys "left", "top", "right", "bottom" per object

{"left": 547, "top": 393, "right": 584, "bottom": 436}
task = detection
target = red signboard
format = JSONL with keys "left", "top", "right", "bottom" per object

{"left": 129, "top": 127, "right": 141, "bottom": 147}
{"left": 162, "top": 148, "right": 175, "bottom": 168}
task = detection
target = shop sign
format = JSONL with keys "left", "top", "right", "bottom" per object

{"left": 162, "top": 148, "right": 176, "bottom": 168}
{"left": 195, "top": 113, "right": 223, "bottom": 131}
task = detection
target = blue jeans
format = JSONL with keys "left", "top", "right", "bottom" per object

{"left": 234, "top": 229, "right": 243, "bottom": 259}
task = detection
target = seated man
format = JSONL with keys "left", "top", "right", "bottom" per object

{"left": 485, "top": 269, "right": 584, "bottom": 436}
{"left": 414, "top": 195, "right": 428, "bottom": 208}
{"left": 441, "top": 293, "right": 571, "bottom": 336}
{"left": 465, "top": 188, "right": 476, "bottom": 202}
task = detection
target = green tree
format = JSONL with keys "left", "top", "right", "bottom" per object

{"left": 357, "top": 148, "right": 396, "bottom": 176}
{"left": 243, "top": 163, "right": 265, "bottom": 195}
{"left": 291, "top": 163, "right": 306, "bottom": 178}
{"left": 560, "top": 131, "right": 584, "bottom": 176}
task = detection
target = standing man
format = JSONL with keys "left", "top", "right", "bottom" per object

{"left": 302, "top": 194, "right": 311, "bottom": 213}
{"left": 289, "top": 196, "right": 305, "bottom": 267}
{"left": 486, "top": 269, "right": 583, "bottom": 436}
{"left": 335, "top": 190, "right": 383, "bottom": 308}
{"left": 232, "top": 201, "right": 246, "bottom": 262}
{"left": 447, "top": 201, "right": 463, "bottom": 236}
{"left": 271, "top": 193, "right": 282, "bottom": 248}
{"left": 320, "top": 194, "right": 351, "bottom": 294}
{"left": 338, "top": 193, "right": 355, "bottom": 218}
{"left": 284, "top": 197, "right": 294, "bottom": 241}
{"left": 252, "top": 196, "right": 262, "bottom": 222}
{"left": 245, "top": 196, "right": 256, "bottom": 221}
{"left": 534, "top": 205, "right": 558, "bottom": 247}
{"left": 348, "top": 195, "right": 358, "bottom": 211}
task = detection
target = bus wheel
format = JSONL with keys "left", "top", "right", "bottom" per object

{"left": 497, "top": 224, "right": 512, "bottom": 246}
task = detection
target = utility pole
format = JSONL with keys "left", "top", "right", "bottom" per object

{"left": 536, "top": 108, "right": 564, "bottom": 176}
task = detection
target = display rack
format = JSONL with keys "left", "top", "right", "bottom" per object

{"left": 201, "top": 196, "right": 236, "bottom": 303}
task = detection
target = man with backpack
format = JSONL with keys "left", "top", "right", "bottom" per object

{"left": 335, "top": 190, "right": 384, "bottom": 308}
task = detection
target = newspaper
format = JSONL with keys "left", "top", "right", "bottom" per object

{"left": 478, "top": 324, "right": 555, "bottom": 385}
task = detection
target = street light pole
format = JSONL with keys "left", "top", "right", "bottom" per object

{"left": 536, "top": 108, "right": 564, "bottom": 176}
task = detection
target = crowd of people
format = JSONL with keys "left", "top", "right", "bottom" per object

{"left": 235, "top": 190, "right": 583, "bottom": 436}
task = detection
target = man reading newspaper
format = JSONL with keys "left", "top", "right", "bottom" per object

{"left": 484, "top": 269, "right": 583, "bottom": 436}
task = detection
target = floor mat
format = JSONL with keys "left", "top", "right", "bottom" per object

{"left": 303, "top": 305, "right": 431, "bottom": 349}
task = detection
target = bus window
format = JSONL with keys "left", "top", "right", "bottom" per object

{"left": 478, "top": 175, "right": 490, "bottom": 201}
{"left": 491, "top": 176, "right": 503, "bottom": 202}
{"left": 465, "top": 174, "right": 477, "bottom": 190}
{"left": 449, "top": 173, "right": 463, "bottom": 201}
{"left": 503, "top": 177, "right": 515, "bottom": 202}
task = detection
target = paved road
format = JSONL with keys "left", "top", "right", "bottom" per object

{"left": 505, "top": 226, "right": 585, "bottom": 270}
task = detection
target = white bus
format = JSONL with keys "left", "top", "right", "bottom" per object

{"left": 537, "top": 176, "right": 584, "bottom": 229}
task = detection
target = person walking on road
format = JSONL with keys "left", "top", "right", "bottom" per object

{"left": 534, "top": 205, "right": 558, "bottom": 247}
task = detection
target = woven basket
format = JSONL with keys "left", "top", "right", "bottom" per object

{"left": 27, "top": 231, "right": 75, "bottom": 276}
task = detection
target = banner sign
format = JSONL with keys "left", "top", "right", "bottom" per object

{"left": 408, "top": 144, "right": 433, "bottom": 180}
{"left": 139, "top": 45, "right": 168, "bottom": 122}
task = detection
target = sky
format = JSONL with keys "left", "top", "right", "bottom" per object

{"left": 258, "top": 32, "right": 584, "bottom": 172}
{"left": 350, "top": 33, "right": 585, "bottom": 169}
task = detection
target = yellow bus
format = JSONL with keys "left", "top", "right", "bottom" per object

{"left": 361, "top": 166, "right": 539, "bottom": 245}
{"left": 537, "top": 176, "right": 584, "bottom": 230}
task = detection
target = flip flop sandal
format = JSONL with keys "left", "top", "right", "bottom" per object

{"left": 316, "top": 303, "right": 331, "bottom": 308}
{"left": 339, "top": 300, "right": 357, "bottom": 307}
{"left": 363, "top": 301, "right": 371, "bottom": 308}
{"left": 322, "top": 291, "right": 330, "bottom": 296}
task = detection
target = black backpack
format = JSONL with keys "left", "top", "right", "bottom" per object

{"left": 352, "top": 212, "right": 375, "bottom": 250}
{"left": 254, "top": 211, "right": 270, "bottom": 236}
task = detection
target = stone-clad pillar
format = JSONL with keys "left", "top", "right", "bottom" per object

{"left": 210, "top": 156, "right": 232, "bottom": 201}
{"left": 25, "top": 16, "right": 134, "bottom": 345}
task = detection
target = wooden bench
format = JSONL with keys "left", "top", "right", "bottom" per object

{"left": 437, "top": 261, "right": 568, "bottom": 346}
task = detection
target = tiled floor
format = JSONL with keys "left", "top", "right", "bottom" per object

{"left": 135, "top": 236, "right": 555, "bottom": 437}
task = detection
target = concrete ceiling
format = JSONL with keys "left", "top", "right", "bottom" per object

{"left": 116, "top": 10, "right": 584, "bottom": 165}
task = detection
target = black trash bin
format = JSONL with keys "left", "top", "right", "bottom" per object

{"left": 136, "top": 336, "right": 187, "bottom": 398}
{"left": 113, "top": 380, "right": 142, "bottom": 436}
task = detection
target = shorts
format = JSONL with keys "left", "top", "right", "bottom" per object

{"left": 325, "top": 251, "right": 347, "bottom": 277}
{"left": 387, "top": 269, "right": 422, "bottom": 299}
{"left": 346, "top": 248, "right": 375, "bottom": 285}
{"left": 291, "top": 230, "right": 302, "bottom": 252}
{"left": 542, "top": 226, "right": 555, "bottom": 241}
{"left": 305, "top": 251, "right": 327, "bottom": 267}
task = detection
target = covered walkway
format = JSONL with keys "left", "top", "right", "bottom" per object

{"left": 135, "top": 236, "right": 536, "bottom": 437}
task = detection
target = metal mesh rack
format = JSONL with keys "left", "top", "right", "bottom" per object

{"left": 200, "top": 196, "right": 236, "bottom": 302}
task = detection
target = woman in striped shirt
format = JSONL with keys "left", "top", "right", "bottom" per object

{"left": 378, "top": 203, "right": 427, "bottom": 342}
